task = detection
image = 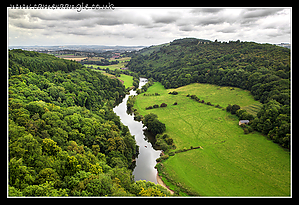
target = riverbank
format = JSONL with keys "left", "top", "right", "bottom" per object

{"left": 156, "top": 172, "right": 174, "bottom": 195}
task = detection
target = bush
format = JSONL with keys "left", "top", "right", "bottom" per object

{"left": 160, "top": 103, "right": 167, "bottom": 107}
{"left": 169, "top": 152, "right": 175, "bottom": 156}
{"left": 165, "top": 137, "right": 173, "bottom": 145}
{"left": 153, "top": 104, "right": 159, "bottom": 108}
{"left": 168, "top": 91, "right": 178, "bottom": 95}
{"left": 173, "top": 102, "right": 177, "bottom": 105}
{"left": 156, "top": 155, "right": 169, "bottom": 162}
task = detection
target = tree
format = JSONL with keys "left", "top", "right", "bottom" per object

{"left": 9, "top": 158, "right": 35, "bottom": 189}
{"left": 147, "top": 119, "right": 166, "bottom": 136}
{"left": 9, "top": 134, "right": 42, "bottom": 167}
{"left": 22, "top": 181, "right": 68, "bottom": 196}
{"left": 143, "top": 113, "right": 166, "bottom": 136}
{"left": 231, "top": 104, "right": 241, "bottom": 114}
{"left": 42, "top": 138, "right": 62, "bottom": 156}
{"left": 143, "top": 113, "right": 158, "bottom": 128}
{"left": 35, "top": 168, "right": 61, "bottom": 187}
{"left": 160, "top": 103, "right": 167, "bottom": 107}
{"left": 86, "top": 174, "right": 113, "bottom": 196}
{"left": 139, "top": 187, "right": 166, "bottom": 196}
{"left": 226, "top": 104, "right": 232, "bottom": 112}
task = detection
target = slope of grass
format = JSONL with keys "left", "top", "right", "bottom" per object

{"left": 134, "top": 82, "right": 290, "bottom": 196}
{"left": 118, "top": 74, "right": 133, "bottom": 89}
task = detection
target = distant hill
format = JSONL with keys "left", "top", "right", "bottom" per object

{"left": 128, "top": 38, "right": 290, "bottom": 105}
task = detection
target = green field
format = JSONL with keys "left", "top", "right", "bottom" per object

{"left": 134, "top": 82, "right": 290, "bottom": 196}
{"left": 84, "top": 57, "right": 131, "bottom": 70}
{"left": 118, "top": 74, "right": 133, "bottom": 89}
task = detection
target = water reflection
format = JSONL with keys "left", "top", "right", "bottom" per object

{"left": 113, "top": 78, "right": 161, "bottom": 184}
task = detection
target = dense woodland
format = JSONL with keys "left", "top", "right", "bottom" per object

{"left": 8, "top": 49, "right": 170, "bottom": 196}
{"left": 128, "top": 38, "right": 291, "bottom": 148}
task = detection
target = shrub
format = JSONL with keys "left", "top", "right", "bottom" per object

{"left": 165, "top": 137, "right": 173, "bottom": 145}
{"left": 226, "top": 104, "right": 232, "bottom": 112}
{"left": 153, "top": 104, "right": 159, "bottom": 108}
{"left": 168, "top": 91, "right": 178, "bottom": 95}
{"left": 160, "top": 103, "right": 167, "bottom": 107}
{"left": 173, "top": 102, "right": 177, "bottom": 105}
{"left": 156, "top": 155, "right": 169, "bottom": 162}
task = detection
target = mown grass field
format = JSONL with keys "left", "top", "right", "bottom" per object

{"left": 134, "top": 82, "right": 290, "bottom": 196}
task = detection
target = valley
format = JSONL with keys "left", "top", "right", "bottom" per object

{"left": 133, "top": 82, "right": 290, "bottom": 196}
{"left": 8, "top": 38, "right": 291, "bottom": 197}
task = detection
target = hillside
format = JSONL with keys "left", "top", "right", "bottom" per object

{"left": 8, "top": 50, "right": 170, "bottom": 197}
{"left": 134, "top": 82, "right": 290, "bottom": 196}
{"left": 128, "top": 38, "right": 291, "bottom": 148}
{"left": 128, "top": 38, "right": 290, "bottom": 104}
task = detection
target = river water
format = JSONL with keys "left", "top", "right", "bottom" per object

{"left": 113, "top": 78, "right": 161, "bottom": 184}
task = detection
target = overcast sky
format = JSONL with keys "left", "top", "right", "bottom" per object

{"left": 8, "top": 7, "right": 291, "bottom": 46}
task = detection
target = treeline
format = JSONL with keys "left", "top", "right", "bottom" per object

{"left": 9, "top": 53, "right": 126, "bottom": 111}
{"left": 81, "top": 59, "right": 119, "bottom": 66}
{"left": 8, "top": 50, "right": 170, "bottom": 196}
{"left": 9, "top": 49, "right": 82, "bottom": 75}
{"left": 128, "top": 38, "right": 290, "bottom": 148}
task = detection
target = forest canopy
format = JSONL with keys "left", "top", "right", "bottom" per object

{"left": 8, "top": 49, "right": 170, "bottom": 197}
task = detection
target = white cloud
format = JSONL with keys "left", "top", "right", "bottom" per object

{"left": 8, "top": 7, "right": 291, "bottom": 46}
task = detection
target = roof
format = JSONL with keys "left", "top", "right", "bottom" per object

{"left": 239, "top": 120, "right": 249, "bottom": 123}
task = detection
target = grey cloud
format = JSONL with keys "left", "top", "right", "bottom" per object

{"left": 179, "top": 25, "right": 193, "bottom": 31}
{"left": 242, "top": 8, "right": 284, "bottom": 19}
{"left": 8, "top": 8, "right": 291, "bottom": 46}
{"left": 218, "top": 27, "right": 237, "bottom": 33}
{"left": 12, "top": 21, "right": 45, "bottom": 29}
{"left": 196, "top": 16, "right": 224, "bottom": 26}
{"left": 8, "top": 10, "right": 27, "bottom": 19}
{"left": 190, "top": 8, "right": 224, "bottom": 14}
{"left": 152, "top": 13, "right": 179, "bottom": 24}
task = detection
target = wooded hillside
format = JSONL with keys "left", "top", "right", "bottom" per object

{"left": 8, "top": 49, "right": 170, "bottom": 196}
{"left": 128, "top": 38, "right": 291, "bottom": 148}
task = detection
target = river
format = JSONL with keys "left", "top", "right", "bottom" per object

{"left": 113, "top": 78, "right": 161, "bottom": 184}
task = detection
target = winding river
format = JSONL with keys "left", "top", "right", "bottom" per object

{"left": 113, "top": 78, "right": 161, "bottom": 184}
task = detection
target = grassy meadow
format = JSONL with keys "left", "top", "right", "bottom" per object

{"left": 134, "top": 82, "right": 290, "bottom": 196}
{"left": 118, "top": 74, "right": 133, "bottom": 89}
{"left": 84, "top": 57, "right": 131, "bottom": 70}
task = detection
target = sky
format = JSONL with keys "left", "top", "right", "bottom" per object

{"left": 8, "top": 7, "right": 291, "bottom": 46}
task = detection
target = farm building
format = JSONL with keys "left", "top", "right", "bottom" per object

{"left": 239, "top": 120, "right": 249, "bottom": 126}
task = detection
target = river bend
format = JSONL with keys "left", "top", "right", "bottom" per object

{"left": 113, "top": 78, "right": 161, "bottom": 183}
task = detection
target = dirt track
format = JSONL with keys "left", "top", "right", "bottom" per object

{"left": 156, "top": 173, "right": 174, "bottom": 195}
